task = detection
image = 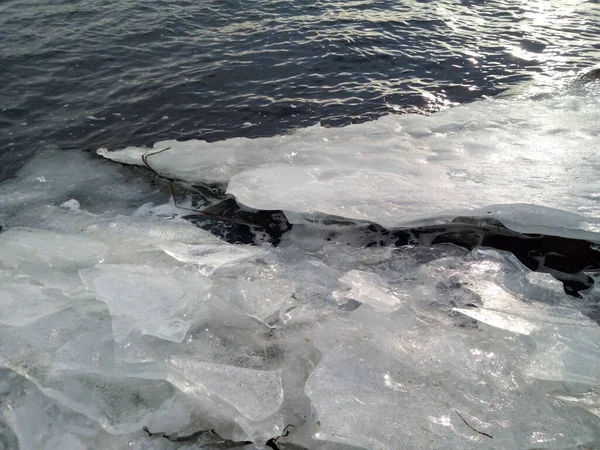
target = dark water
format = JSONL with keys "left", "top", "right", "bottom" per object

{"left": 1, "top": 0, "right": 600, "bottom": 181}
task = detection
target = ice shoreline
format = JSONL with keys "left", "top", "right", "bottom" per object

{"left": 2, "top": 86, "right": 600, "bottom": 448}
{"left": 0, "top": 148, "right": 599, "bottom": 449}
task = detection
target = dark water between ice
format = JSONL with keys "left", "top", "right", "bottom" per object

{"left": 2, "top": 0, "right": 600, "bottom": 180}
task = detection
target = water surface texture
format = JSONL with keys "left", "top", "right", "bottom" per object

{"left": 2, "top": 2, "right": 600, "bottom": 448}
{"left": 2, "top": 0, "right": 599, "bottom": 179}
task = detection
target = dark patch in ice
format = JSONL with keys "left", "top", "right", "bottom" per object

{"left": 143, "top": 423, "right": 305, "bottom": 450}
{"left": 177, "top": 196, "right": 599, "bottom": 298}
{"left": 154, "top": 175, "right": 599, "bottom": 298}
{"left": 580, "top": 67, "right": 600, "bottom": 81}
{"left": 143, "top": 425, "right": 224, "bottom": 443}
{"left": 420, "top": 219, "right": 599, "bottom": 297}
{"left": 338, "top": 299, "right": 362, "bottom": 311}
{"left": 183, "top": 197, "right": 291, "bottom": 245}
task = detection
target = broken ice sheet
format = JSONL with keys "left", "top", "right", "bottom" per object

{"left": 0, "top": 271, "right": 72, "bottom": 326}
{"left": 454, "top": 279, "right": 600, "bottom": 385}
{"left": 80, "top": 264, "right": 212, "bottom": 343}
{"left": 0, "top": 309, "right": 179, "bottom": 436}
{"left": 1, "top": 383, "right": 92, "bottom": 450}
{"left": 333, "top": 270, "right": 404, "bottom": 312}
{"left": 0, "top": 306, "right": 108, "bottom": 383}
{"left": 2, "top": 145, "right": 600, "bottom": 449}
{"left": 306, "top": 319, "right": 600, "bottom": 450}
{"left": 300, "top": 247, "right": 600, "bottom": 449}
{"left": 454, "top": 280, "right": 561, "bottom": 336}
{"left": 36, "top": 374, "right": 177, "bottom": 435}
{"left": 405, "top": 249, "right": 600, "bottom": 386}
{"left": 550, "top": 389, "right": 600, "bottom": 419}
{"left": 0, "top": 228, "right": 106, "bottom": 271}
{"left": 160, "top": 241, "right": 266, "bottom": 275}
{"left": 166, "top": 356, "right": 284, "bottom": 442}
{"left": 214, "top": 277, "right": 295, "bottom": 323}
{"left": 0, "top": 373, "right": 198, "bottom": 450}
{"left": 51, "top": 328, "right": 116, "bottom": 375}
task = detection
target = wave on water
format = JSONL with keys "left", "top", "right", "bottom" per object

{"left": 1, "top": 87, "right": 600, "bottom": 449}
{"left": 99, "top": 80, "right": 600, "bottom": 237}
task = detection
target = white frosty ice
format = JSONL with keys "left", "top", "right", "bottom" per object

{"left": 99, "top": 95, "right": 600, "bottom": 238}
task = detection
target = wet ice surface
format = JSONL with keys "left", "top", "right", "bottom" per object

{"left": 3, "top": 92, "right": 600, "bottom": 449}
{"left": 1, "top": 150, "right": 599, "bottom": 450}
{"left": 99, "top": 91, "right": 600, "bottom": 239}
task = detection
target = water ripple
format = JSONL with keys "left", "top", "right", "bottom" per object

{"left": 1, "top": 0, "right": 599, "bottom": 178}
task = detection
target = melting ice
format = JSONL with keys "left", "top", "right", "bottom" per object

{"left": 99, "top": 94, "right": 600, "bottom": 239}
{"left": 1, "top": 90, "right": 600, "bottom": 450}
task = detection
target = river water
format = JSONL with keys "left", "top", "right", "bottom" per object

{"left": 1, "top": 1, "right": 600, "bottom": 449}
{"left": 2, "top": 0, "right": 599, "bottom": 179}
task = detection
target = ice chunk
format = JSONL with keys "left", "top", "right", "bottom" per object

{"left": 167, "top": 357, "right": 283, "bottom": 423}
{"left": 454, "top": 280, "right": 600, "bottom": 385}
{"left": 333, "top": 270, "right": 404, "bottom": 312}
{"left": 0, "top": 375, "right": 190, "bottom": 450}
{"left": 80, "top": 264, "right": 212, "bottom": 343}
{"left": 42, "top": 376, "right": 179, "bottom": 434}
{"left": 550, "top": 389, "right": 600, "bottom": 419}
{"left": 0, "top": 227, "right": 108, "bottom": 296}
{"left": 0, "top": 228, "right": 106, "bottom": 272}
{"left": 214, "top": 278, "right": 295, "bottom": 323}
{"left": 51, "top": 328, "right": 116, "bottom": 375}
{"left": 160, "top": 241, "right": 266, "bottom": 274}
{"left": 306, "top": 320, "right": 600, "bottom": 449}
{"left": 1, "top": 387, "right": 90, "bottom": 450}
{"left": 0, "top": 271, "right": 72, "bottom": 326}
{"left": 60, "top": 199, "right": 81, "bottom": 212}
{"left": 99, "top": 95, "right": 600, "bottom": 237}
{"left": 0, "top": 309, "right": 178, "bottom": 434}
{"left": 454, "top": 280, "right": 560, "bottom": 335}
{"left": 166, "top": 357, "right": 284, "bottom": 442}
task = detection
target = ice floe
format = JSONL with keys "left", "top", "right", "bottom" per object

{"left": 1, "top": 91, "right": 600, "bottom": 449}
{"left": 99, "top": 94, "right": 600, "bottom": 238}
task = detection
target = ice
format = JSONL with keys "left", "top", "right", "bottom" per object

{"left": 305, "top": 331, "right": 599, "bottom": 449}
{"left": 1, "top": 386, "right": 89, "bottom": 450}
{"left": 551, "top": 389, "right": 600, "bottom": 419}
{"left": 304, "top": 248, "right": 600, "bottom": 449}
{"left": 159, "top": 241, "right": 266, "bottom": 275}
{"left": 99, "top": 94, "right": 600, "bottom": 237}
{"left": 0, "top": 150, "right": 160, "bottom": 218}
{"left": 2, "top": 93, "right": 600, "bottom": 449}
{"left": 0, "top": 375, "right": 193, "bottom": 450}
{"left": 42, "top": 435, "right": 87, "bottom": 450}
{"left": 333, "top": 270, "right": 404, "bottom": 312}
{"left": 80, "top": 264, "right": 212, "bottom": 343}
{"left": 0, "top": 227, "right": 107, "bottom": 271}
{"left": 166, "top": 358, "right": 284, "bottom": 428}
